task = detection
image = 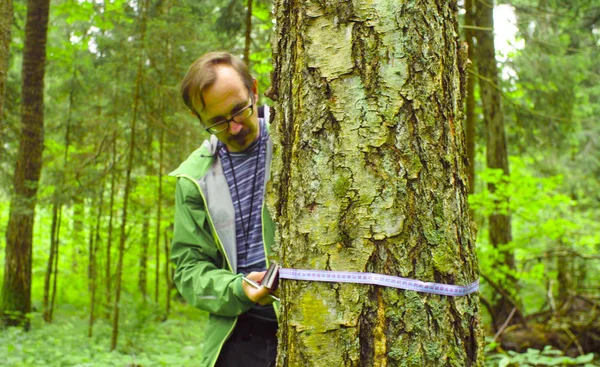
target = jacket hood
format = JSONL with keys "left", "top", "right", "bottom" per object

{"left": 168, "top": 135, "right": 219, "bottom": 180}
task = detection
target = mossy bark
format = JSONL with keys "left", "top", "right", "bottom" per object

{"left": 269, "top": 1, "right": 483, "bottom": 366}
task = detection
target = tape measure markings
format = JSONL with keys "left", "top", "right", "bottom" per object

{"left": 279, "top": 268, "right": 478, "bottom": 297}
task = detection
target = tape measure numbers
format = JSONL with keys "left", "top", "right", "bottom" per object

{"left": 279, "top": 268, "right": 479, "bottom": 297}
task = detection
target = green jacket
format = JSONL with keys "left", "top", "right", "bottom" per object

{"left": 169, "top": 127, "right": 276, "bottom": 367}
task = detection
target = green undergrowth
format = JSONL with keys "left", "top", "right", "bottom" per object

{"left": 0, "top": 302, "right": 208, "bottom": 367}
{"left": 485, "top": 338, "right": 599, "bottom": 367}
{"left": 3, "top": 302, "right": 599, "bottom": 366}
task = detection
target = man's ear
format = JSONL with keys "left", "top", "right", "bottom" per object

{"left": 252, "top": 78, "right": 259, "bottom": 102}
{"left": 190, "top": 108, "right": 202, "bottom": 122}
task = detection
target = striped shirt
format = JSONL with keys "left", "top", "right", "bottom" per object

{"left": 218, "top": 118, "right": 268, "bottom": 275}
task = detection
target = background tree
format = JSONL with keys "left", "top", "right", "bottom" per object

{"left": 110, "top": 0, "right": 150, "bottom": 350}
{"left": 269, "top": 1, "right": 482, "bottom": 365}
{"left": 0, "top": 0, "right": 12, "bottom": 143}
{"left": 468, "top": 0, "right": 600, "bottom": 354}
{"left": 473, "top": 0, "right": 520, "bottom": 330}
{"left": 463, "top": 0, "right": 476, "bottom": 194}
{"left": 1, "top": 0, "right": 50, "bottom": 328}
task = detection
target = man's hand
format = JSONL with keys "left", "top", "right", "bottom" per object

{"left": 242, "top": 271, "right": 271, "bottom": 303}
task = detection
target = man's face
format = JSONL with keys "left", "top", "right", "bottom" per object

{"left": 198, "top": 65, "right": 259, "bottom": 152}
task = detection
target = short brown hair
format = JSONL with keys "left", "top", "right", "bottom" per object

{"left": 180, "top": 51, "right": 254, "bottom": 118}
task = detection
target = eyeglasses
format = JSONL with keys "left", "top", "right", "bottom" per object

{"left": 203, "top": 100, "right": 254, "bottom": 134}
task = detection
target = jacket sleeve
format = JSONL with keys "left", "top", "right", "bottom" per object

{"left": 171, "top": 177, "right": 255, "bottom": 317}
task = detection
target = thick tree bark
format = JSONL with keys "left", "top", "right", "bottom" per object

{"left": 473, "top": 0, "right": 519, "bottom": 330}
{"left": 0, "top": 0, "right": 12, "bottom": 140}
{"left": 269, "top": 1, "right": 482, "bottom": 366}
{"left": 1, "top": 0, "right": 50, "bottom": 328}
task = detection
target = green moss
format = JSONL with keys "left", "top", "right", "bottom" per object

{"left": 423, "top": 225, "right": 443, "bottom": 245}
{"left": 298, "top": 291, "right": 337, "bottom": 332}
{"left": 333, "top": 171, "right": 352, "bottom": 198}
{"left": 433, "top": 245, "right": 457, "bottom": 274}
{"left": 408, "top": 154, "right": 423, "bottom": 178}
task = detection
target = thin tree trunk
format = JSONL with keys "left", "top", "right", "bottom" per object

{"left": 43, "top": 199, "right": 59, "bottom": 322}
{"left": 139, "top": 117, "right": 154, "bottom": 301}
{"left": 164, "top": 227, "right": 172, "bottom": 318}
{"left": 88, "top": 204, "right": 94, "bottom": 290}
{"left": 43, "top": 65, "right": 75, "bottom": 323}
{"left": 105, "top": 131, "right": 117, "bottom": 319}
{"left": 139, "top": 209, "right": 149, "bottom": 300}
{"left": 111, "top": 0, "right": 149, "bottom": 350}
{"left": 72, "top": 197, "right": 85, "bottom": 273}
{"left": 0, "top": 0, "right": 12, "bottom": 141}
{"left": 270, "top": 1, "right": 482, "bottom": 365}
{"left": 474, "top": 0, "right": 519, "bottom": 330}
{"left": 1, "top": 0, "right": 50, "bottom": 329}
{"left": 556, "top": 240, "right": 571, "bottom": 304}
{"left": 49, "top": 206, "right": 61, "bottom": 322}
{"left": 155, "top": 121, "right": 165, "bottom": 304}
{"left": 244, "top": 0, "right": 252, "bottom": 65}
{"left": 89, "top": 183, "right": 105, "bottom": 337}
{"left": 465, "top": 0, "right": 476, "bottom": 194}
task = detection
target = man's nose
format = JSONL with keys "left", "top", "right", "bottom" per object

{"left": 229, "top": 121, "right": 243, "bottom": 135}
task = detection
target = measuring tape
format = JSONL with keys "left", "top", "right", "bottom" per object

{"left": 279, "top": 268, "right": 479, "bottom": 297}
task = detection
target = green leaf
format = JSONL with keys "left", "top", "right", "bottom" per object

{"left": 499, "top": 356, "right": 511, "bottom": 367}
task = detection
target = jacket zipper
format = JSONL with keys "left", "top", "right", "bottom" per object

{"left": 176, "top": 173, "right": 235, "bottom": 273}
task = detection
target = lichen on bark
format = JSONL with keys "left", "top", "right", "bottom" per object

{"left": 269, "top": 1, "right": 483, "bottom": 366}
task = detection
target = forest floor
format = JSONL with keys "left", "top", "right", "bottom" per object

{"left": 2, "top": 301, "right": 599, "bottom": 366}
{"left": 0, "top": 301, "right": 208, "bottom": 367}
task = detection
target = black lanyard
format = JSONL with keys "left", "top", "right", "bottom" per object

{"left": 223, "top": 138, "right": 262, "bottom": 264}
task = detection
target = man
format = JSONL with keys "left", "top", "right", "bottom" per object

{"left": 170, "top": 52, "right": 278, "bottom": 367}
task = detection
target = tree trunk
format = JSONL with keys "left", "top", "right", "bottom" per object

{"left": 49, "top": 207, "right": 61, "bottom": 322}
{"left": 139, "top": 208, "right": 149, "bottom": 299}
{"left": 155, "top": 122, "right": 165, "bottom": 304}
{"left": 473, "top": 0, "right": 519, "bottom": 330}
{"left": 164, "top": 227, "right": 172, "bottom": 318}
{"left": 0, "top": 0, "right": 50, "bottom": 329}
{"left": 43, "top": 199, "right": 59, "bottom": 322}
{"left": 0, "top": 0, "right": 12, "bottom": 140}
{"left": 464, "top": 0, "right": 476, "bottom": 194}
{"left": 72, "top": 197, "right": 85, "bottom": 273}
{"left": 269, "top": 1, "right": 482, "bottom": 366}
{"left": 110, "top": 0, "right": 149, "bottom": 349}
{"left": 105, "top": 131, "right": 117, "bottom": 318}
{"left": 89, "top": 183, "right": 104, "bottom": 337}
{"left": 44, "top": 66, "right": 75, "bottom": 323}
{"left": 244, "top": 0, "right": 252, "bottom": 65}
{"left": 139, "top": 118, "right": 154, "bottom": 301}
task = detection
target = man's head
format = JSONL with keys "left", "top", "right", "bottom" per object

{"left": 181, "top": 52, "right": 259, "bottom": 152}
